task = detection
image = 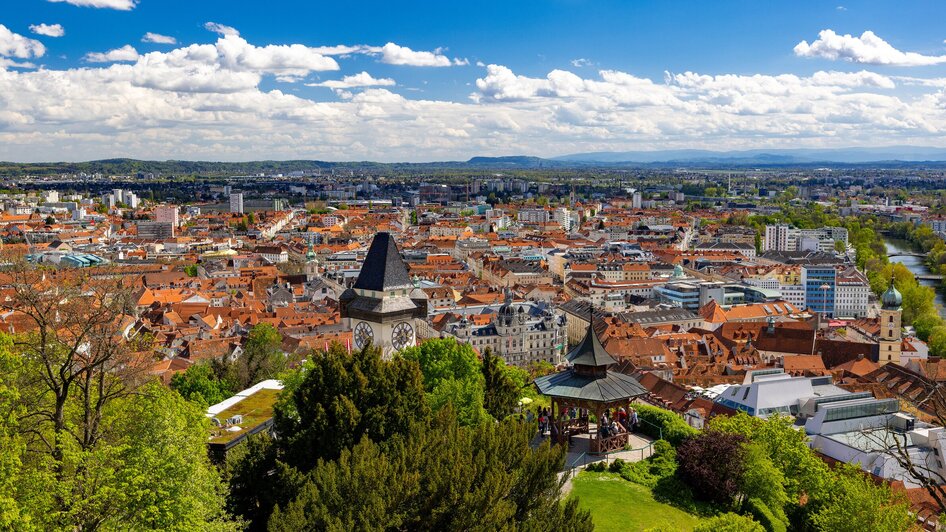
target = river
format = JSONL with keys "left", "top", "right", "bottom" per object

{"left": 884, "top": 237, "right": 946, "bottom": 318}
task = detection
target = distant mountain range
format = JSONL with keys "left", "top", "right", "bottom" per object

{"left": 553, "top": 146, "right": 946, "bottom": 165}
{"left": 4, "top": 146, "right": 946, "bottom": 177}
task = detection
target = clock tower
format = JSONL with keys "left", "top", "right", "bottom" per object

{"left": 878, "top": 279, "right": 902, "bottom": 366}
{"left": 339, "top": 232, "right": 428, "bottom": 356}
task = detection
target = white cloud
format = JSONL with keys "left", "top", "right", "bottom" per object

{"left": 2, "top": 33, "right": 946, "bottom": 163}
{"left": 204, "top": 22, "right": 239, "bottom": 37}
{"left": 380, "top": 43, "right": 462, "bottom": 67}
{"left": 0, "top": 25, "right": 46, "bottom": 59}
{"left": 571, "top": 58, "right": 593, "bottom": 67}
{"left": 142, "top": 32, "right": 176, "bottom": 45}
{"left": 29, "top": 24, "right": 65, "bottom": 38}
{"left": 47, "top": 0, "right": 136, "bottom": 10}
{"left": 307, "top": 71, "right": 395, "bottom": 89}
{"left": 84, "top": 44, "right": 139, "bottom": 63}
{"left": 836, "top": 5, "right": 847, "bottom": 11}
{"left": 795, "top": 29, "right": 946, "bottom": 66}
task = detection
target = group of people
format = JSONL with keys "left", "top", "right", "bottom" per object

{"left": 527, "top": 405, "right": 640, "bottom": 440}
{"left": 598, "top": 407, "right": 639, "bottom": 438}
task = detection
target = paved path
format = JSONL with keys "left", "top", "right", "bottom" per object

{"left": 531, "top": 426, "right": 655, "bottom": 497}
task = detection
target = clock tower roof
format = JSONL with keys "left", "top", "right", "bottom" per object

{"left": 353, "top": 232, "right": 413, "bottom": 292}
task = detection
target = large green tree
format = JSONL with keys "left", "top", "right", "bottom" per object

{"left": 400, "top": 338, "right": 488, "bottom": 425}
{"left": 273, "top": 343, "right": 430, "bottom": 471}
{"left": 233, "top": 323, "right": 286, "bottom": 389}
{"left": 268, "top": 408, "right": 592, "bottom": 531}
{"left": 809, "top": 464, "right": 913, "bottom": 532}
{"left": 482, "top": 348, "right": 524, "bottom": 420}
{"left": 171, "top": 362, "right": 237, "bottom": 406}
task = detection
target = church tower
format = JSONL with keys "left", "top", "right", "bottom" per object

{"left": 339, "top": 233, "right": 428, "bottom": 356}
{"left": 878, "top": 280, "right": 902, "bottom": 366}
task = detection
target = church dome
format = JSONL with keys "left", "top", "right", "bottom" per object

{"left": 882, "top": 283, "right": 902, "bottom": 310}
{"left": 672, "top": 264, "right": 685, "bottom": 279}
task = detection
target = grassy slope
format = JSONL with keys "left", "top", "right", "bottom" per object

{"left": 569, "top": 472, "right": 700, "bottom": 532}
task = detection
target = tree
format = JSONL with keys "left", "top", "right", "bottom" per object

{"left": 0, "top": 333, "right": 30, "bottom": 529}
{"left": 676, "top": 431, "right": 747, "bottom": 506}
{"left": 233, "top": 323, "right": 286, "bottom": 389}
{"left": 693, "top": 513, "right": 764, "bottom": 532}
{"left": 171, "top": 362, "right": 237, "bottom": 406}
{"left": 108, "top": 383, "right": 236, "bottom": 530}
{"left": 0, "top": 263, "right": 151, "bottom": 529}
{"left": 0, "top": 323, "right": 235, "bottom": 529}
{"left": 710, "top": 413, "right": 829, "bottom": 503}
{"left": 273, "top": 343, "right": 429, "bottom": 471}
{"left": 808, "top": 464, "right": 913, "bottom": 532}
{"left": 399, "top": 338, "right": 487, "bottom": 426}
{"left": 225, "top": 434, "right": 304, "bottom": 531}
{"left": 740, "top": 443, "right": 789, "bottom": 526}
{"left": 481, "top": 348, "right": 522, "bottom": 420}
{"left": 268, "top": 408, "right": 593, "bottom": 531}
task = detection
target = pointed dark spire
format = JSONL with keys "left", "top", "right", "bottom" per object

{"left": 567, "top": 308, "right": 617, "bottom": 368}
{"left": 353, "top": 233, "right": 413, "bottom": 292}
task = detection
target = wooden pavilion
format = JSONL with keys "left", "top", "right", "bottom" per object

{"left": 534, "top": 317, "right": 648, "bottom": 454}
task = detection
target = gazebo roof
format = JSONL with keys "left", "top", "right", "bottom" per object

{"left": 566, "top": 314, "right": 617, "bottom": 367}
{"left": 534, "top": 370, "right": 648, "bottom": 403}
{"left": 534, "top": 312, "right": 647, "bottom": 404}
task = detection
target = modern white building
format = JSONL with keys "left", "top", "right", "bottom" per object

{"left": 764, "top": 225, "right": 848, "bottom": 253}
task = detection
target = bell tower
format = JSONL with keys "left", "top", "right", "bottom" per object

{"left": 878, "top": 279, "right": 902, "bottom": 366}
{"left": 339, "top": 233, "right": 428, "bottom": 356}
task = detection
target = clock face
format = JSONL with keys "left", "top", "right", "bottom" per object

{"left": 392, "top": 321, "right": 415, "bottom": 351}
{"left": 353, "top": 321, "right": 374, "bottom": 350}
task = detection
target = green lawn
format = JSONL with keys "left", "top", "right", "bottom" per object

{"left": 569, "top": 472, "right": 700, "bottom": 532}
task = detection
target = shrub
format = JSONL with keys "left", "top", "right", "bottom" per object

{"left": 652, "top": 439, "right": 674, "bottom": 458}
{"left": 585, "top": 462, "right": 607, "bottom": 472}
{"left": 744, "top": 498, "right": 787, "bottom": 532}
{"left": 694, "top": 513, "right": 764, "bottom": 532}
{"left": 619, "top": 439, "right": 678, "bottom": 488}
{"left": 608, "top": 458, "right": 625, "bottom": 473}
{"left": 676, "top": 431, "right": 747, "bottom": 506}
{"left": 635, "top": 404, "right": 698, "bottom": 446}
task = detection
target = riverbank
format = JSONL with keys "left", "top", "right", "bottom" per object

{"left": 884, "top": 237, "right": 946, "bottom": 319}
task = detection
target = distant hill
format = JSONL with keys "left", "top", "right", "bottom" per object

{"left": 555, "top": 146, "right": 946, "bottom": 164}
{"left": 465, "top": 156, "right": 568, "bottom": 168}
{"left": 4, "top": 146, "right": 946, "bottom": 177}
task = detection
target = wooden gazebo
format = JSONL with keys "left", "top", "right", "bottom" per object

{"left": 534, "top": 317, "right": 648, "bottom": 454}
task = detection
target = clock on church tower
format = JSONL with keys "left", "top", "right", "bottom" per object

{"left": 339, "top": 232, "right": 428, "bottom": 356}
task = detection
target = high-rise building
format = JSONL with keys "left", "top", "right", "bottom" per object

{"left": 137, "top": 220, "right": 174, "bottom": 240}
{"left": 229, "top": 193, "right": 244, "bottom": 214}
{"left": 801, "top": 265, "right": 836, "bottom": 317}
{"left": 154, "top": 205, "right": 179, "bottom": 237}
{"left": 632, "top": 191, "right": 642, "bottom": 209}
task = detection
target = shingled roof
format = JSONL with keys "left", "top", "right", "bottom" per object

{"left": 567, "top": 317, "right": 618, "bottom": 367}
{"left": 353, "top": 232, "right": 413, "bottom": 292}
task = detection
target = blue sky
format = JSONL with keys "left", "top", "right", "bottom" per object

{"left": 1, "top": 0, "right": 946, "bottom": 161}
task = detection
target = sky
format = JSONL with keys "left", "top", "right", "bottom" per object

{"left": 2, "top": 0, "right": 946, "bottom": 162}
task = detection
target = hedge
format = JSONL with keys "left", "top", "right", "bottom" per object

{"left": 744, "top": 498, "right": 787, "bottom": 532}
{"left": 635, "top": 403, "right": 698, "bottom": 446}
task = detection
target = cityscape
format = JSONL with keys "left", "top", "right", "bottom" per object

{"left": 3, "top": 1, "right": 946, "bottom": 531}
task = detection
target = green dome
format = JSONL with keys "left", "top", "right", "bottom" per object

{"left": 672, "top": 264, "right": 685, "bottom": 279}
{"left": 881, "top": 283, "right": 902, "bottom": 310}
